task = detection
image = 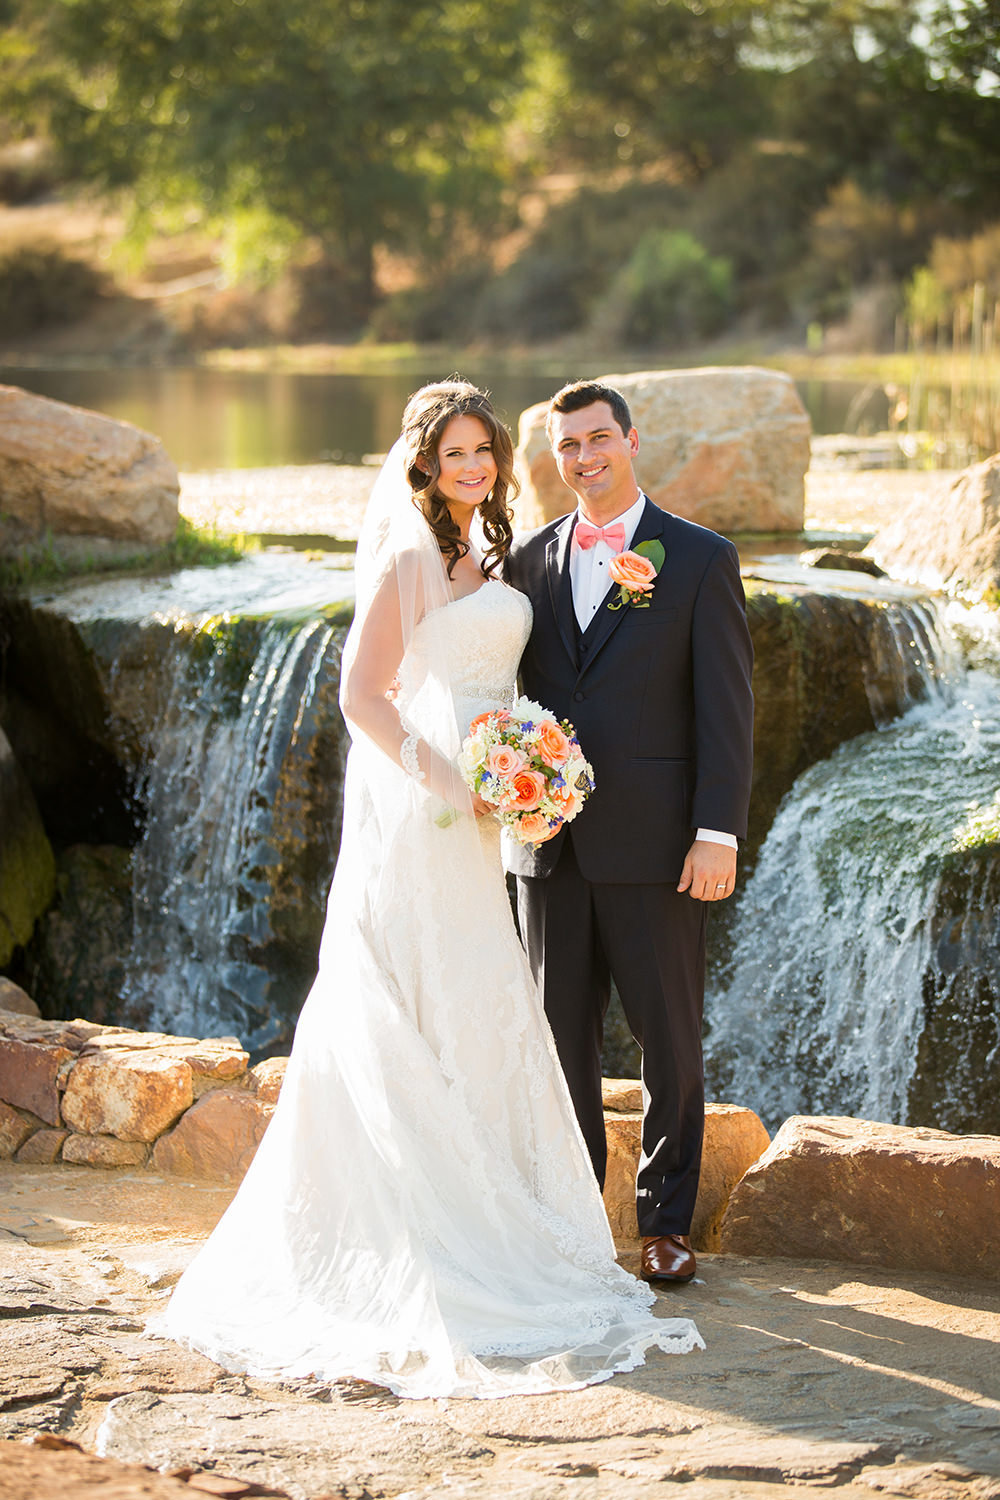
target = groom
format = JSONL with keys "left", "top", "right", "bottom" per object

{"left": 505, "top": 380, "right": 754, "bottom": 1285}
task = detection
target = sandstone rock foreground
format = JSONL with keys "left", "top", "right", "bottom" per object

{"left": 515, "top": 366, "right": 810, "bottom": 532}
{"left": 0, "top": 1011, "right": 256, "bottom": 1174}
{"left": 602, "top": 1086, "right": 770, "bottom": 1252}
{"left": 1, "top": 1162, "right": 999, "bottom": 1500}
{"left": 721, "top": 1115, "right": 1000, "bottom": 1278}
{"left": 0, "top": 383, "right": 179, "bottom": 560}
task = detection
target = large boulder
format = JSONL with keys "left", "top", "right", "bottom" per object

{"left": 602, "top": 1082, "right": 770, "bottom": 1250}
{"left": 515, "top": 367, "right": 810, "bottom": 533}
{"left": 0, "top": 724, "right": 55, "bottom": 967}
{"left": 870, "top": 451, "right": 1000, "bottom": 599}
{"left": 0, "top": 383, "right": 179, "bottom": 562}
{"left": 720, "top": 1115, "right": 1000, "bottom": 1278}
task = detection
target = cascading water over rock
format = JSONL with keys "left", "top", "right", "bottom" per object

{"left": 122, "top": 615, "right": 349, "bottom": 1053}
{"left": 705, "top": 601, "right": 1000, "bottom": 1133}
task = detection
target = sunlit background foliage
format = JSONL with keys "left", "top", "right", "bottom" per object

{"left": 1, "top": 0, "right": 999, "bottom": 348}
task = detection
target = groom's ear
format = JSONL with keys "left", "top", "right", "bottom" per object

{"left": 628, "top": 427, "right": 640, "bottom": 457}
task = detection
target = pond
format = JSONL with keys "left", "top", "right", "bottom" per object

{"left": 1, "top": 363, "right": 886, "bottom": 471}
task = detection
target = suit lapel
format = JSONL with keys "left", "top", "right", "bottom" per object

{"left": 545, "top": 513, "right": 579, "bottom": 669}
{"left": 578, "top": 498, "right": 667, "bottom": 668}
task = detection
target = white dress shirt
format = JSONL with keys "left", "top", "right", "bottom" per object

{"left": 569, "top": 493, "right": 737, "bottom": 852}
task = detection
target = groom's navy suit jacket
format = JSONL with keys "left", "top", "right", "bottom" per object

{"left": 505, "top": 498, "right": 754, "bottom": 885}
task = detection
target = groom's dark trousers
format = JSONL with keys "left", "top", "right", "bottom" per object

{"left": 506, "top": 498, "right": 754, "bottom": 1238}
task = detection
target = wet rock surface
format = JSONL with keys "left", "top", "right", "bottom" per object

{"left": 742, "top": 575, "right": 952, "bottom": 856}
{"left": 0, "top": 581, "right": 352, "bottom": 1044}
{"left": 1, "top": 1163, "right": 998, "bottom": 1500}
{"left": 910, "top": 842, "right": 1000, "bottom": 1135}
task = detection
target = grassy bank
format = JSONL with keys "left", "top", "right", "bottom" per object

{"left": 195, "top": 339, "right": 1000, "bottom": 390}
{"left": 0, "top": 519, "right": 253, "bottom": 591}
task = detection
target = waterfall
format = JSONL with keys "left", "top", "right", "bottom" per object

{"left": 121, "top": 615, "right": 348, "bottom": 1052}
{"left": 706, "top": 602, "right": 1000, "bottom": 1131}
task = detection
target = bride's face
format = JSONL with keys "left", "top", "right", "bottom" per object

{"left": 434, "top": 415, "right": 498, "bottom": 512}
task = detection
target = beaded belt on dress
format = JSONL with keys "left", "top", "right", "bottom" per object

{"left": 454, "top": 683, "right": 515, "bottom": 706}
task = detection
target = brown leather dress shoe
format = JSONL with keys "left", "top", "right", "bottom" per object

{"left": 640, "top": 1234, "right": 696, "bottom": 1284}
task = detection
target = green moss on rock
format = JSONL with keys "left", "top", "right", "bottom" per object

{"left": 0, "top": 726, "right": 56, "bottom": 967}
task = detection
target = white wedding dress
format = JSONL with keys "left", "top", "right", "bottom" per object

{"left": 156, "top": 580, "right": 702, "bottom": 1398}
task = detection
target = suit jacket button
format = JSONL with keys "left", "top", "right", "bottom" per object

{"left": 573, "top": 690, "right": 585, "bottom": 702}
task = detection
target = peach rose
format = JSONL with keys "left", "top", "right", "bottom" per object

{"left": 510, "top": 769, "right": 547, "bottom": 810}
{"left": 468, "top": 711, "right": 495, "bottom": 733}
{"left": 517, "top": 811, "right": 556, "bottom": 844}
{"left": 536, "top": 720, "right": 572, "bottom": 767}
{"left": 487, "top": 743, "right": 528, "bottom": 778}
{"left": 608, "top": 550, "right": 657, "bottom": 592}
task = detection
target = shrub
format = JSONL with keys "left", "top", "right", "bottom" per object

{"left": 477, "top": 251, "right": 591, "bottom": 341}
{"left": 799, "top": 179, "right": 941, "bottom": 323}
{"left": 0, "top": 240, "right": 106, "bottom": 335}
{"left": 927, "top": 222, "right": 1000, "bottom": 303}
{"left": 900, "top": 223, "right": 1000, "bottom": 341}
{"left": 366, "top": 266, "right": 490, "bottom": 343}
{"left": 904, "top": 265, "right": 950, "bottom": 337}
{"left": 615, "top": 229, "right": 733, "bottom": 346}
{"left": 0, "top": 140, "right": 56, "bottom": 206}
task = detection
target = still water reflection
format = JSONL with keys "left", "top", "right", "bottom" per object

{"left": 1, "top": 363, "right": 872, "bottom": 470}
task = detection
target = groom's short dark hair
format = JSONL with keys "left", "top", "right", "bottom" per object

{"left": 547, "top": 381, "right": 632, "bottom": 438}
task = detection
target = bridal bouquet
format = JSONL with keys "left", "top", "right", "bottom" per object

{"left": 456, "top": 696, "right": 595, "bottom": 845}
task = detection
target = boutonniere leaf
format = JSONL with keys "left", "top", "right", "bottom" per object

{"left": 608, "top": 539, "right": 664, "bottom": 610}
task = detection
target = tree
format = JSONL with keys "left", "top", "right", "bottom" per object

{"left": 762, "top": 0, "right": 1000, "bottom": 218}
{"left": 534, "top": 0, "right": 766, "bottom": 176}
{"left": 11, "top": 0, "right": 531, "bottom": 298}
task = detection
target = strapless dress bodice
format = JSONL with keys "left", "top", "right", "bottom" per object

{"left": 399, "top": 579, "right": 532, "bottom": 730}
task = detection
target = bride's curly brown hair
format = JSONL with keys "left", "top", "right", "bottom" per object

{"left": 400, "top": 380, "right": 517, "bottom": 579}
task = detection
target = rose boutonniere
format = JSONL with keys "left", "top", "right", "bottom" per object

{"left": 608, "top": 540, "right": 665, "bottom": 610}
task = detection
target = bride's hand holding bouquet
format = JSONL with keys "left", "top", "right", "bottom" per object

{"left": 455, "top": 695, "right": 595, "bottom": 845}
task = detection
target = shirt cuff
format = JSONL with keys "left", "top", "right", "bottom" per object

{"left": 696, "top": 828, "right": 738, "bottom": 849}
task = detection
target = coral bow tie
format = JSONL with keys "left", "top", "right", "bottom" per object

{"left": 574, "top": 520, "right": 626, "bottom": 553}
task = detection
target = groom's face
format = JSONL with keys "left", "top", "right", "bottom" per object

{"left": 549, "top": 402, "right": 640, "bottom": 517}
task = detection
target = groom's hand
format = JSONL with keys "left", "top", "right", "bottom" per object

{"left": 678, "top": 840, "right": 737, "bottom": 902}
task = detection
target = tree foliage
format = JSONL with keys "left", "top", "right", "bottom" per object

{"left": 2, "top": 0, "right": 1000, "bottom": 339}
{"left": 10, "top": 0, "right": 531, "bottom": 291}
{"left": 537, "top": 0, "right": 766, "bottom": 175}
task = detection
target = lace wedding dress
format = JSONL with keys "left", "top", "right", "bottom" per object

{"left": 155, "top": 579, "right": 702, "bottom": 1398}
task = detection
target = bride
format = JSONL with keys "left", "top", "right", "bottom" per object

{"left": 155, "top": 381, "right": 703, "bottom": 1398}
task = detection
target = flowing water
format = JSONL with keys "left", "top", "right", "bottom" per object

{"left": 122, "top": 617, "right": 348, "bottom": 1052}
{"left": 22, "top": 549, "right": 1000, "bottom": 1105}
{"left": 705, "top": 603, "right": 1000, "bottom": 1130}
{"left": 34, "top": 553, "right": 356, "bottom": 1053}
